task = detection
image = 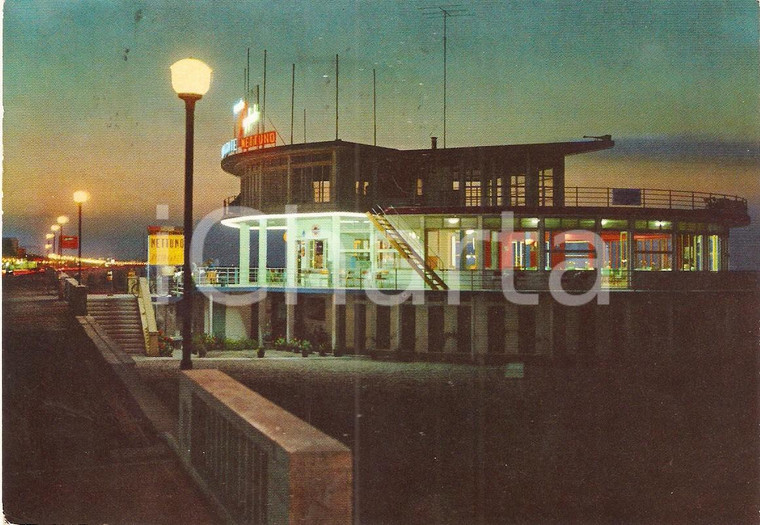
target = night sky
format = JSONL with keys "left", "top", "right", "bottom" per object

{"left": 4, "top": 1, "right": 759, "bottom": 268}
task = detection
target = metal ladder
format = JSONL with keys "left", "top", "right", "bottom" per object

{"left": 366, "top": 206, "right": 449, "bottom": 291}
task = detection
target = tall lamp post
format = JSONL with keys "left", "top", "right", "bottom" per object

{"left": 171, "top": 58, "right": 212, "bottom": 370}
{"left": 73, "top": 191, "right": 89, "bottom": 284}
{"left": 56, "top": 215, "right": 69, "bottom": 256}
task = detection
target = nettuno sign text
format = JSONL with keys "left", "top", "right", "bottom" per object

{"left": 240, "top": 131, "right": 277, "bottom": 150}
{"left": 148, "top": 226, "right": 184, "bottom": 266}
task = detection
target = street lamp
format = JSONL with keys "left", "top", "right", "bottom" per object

{"left": 171, "top": 57, "right": 212, "bottom": 370}
{"left": 73, "top": 191, "right": 89, "bottom": 284}
{"left": 45, "top": 233, "right": 55, "bottom": 256}
{"left": 56, "top": 215, "right": 70, "bottom": 256}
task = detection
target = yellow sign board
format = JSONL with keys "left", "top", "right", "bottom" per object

{"left": 148, "top": 226, "right": 184, "bottom": 266}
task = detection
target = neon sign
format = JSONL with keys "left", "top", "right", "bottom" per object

{"left": 240, "top": 131, "right": 277, "bottom": 150}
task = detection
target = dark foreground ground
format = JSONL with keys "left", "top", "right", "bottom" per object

{"left": 5, "top": 271, "right": 758, "bottom": 524}
{"left": 3, "top": 273, "right": 222, "bottom": 524}
{"left": 137, "top": 298, "right": 760, "bottom": 524}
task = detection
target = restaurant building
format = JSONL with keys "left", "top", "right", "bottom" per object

{"left": 194, "top": 125, "right": 751, "bottom": 362}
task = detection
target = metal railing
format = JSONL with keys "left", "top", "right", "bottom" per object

{"left": 157, "top": 265, "right": 753, "bottom": 293}
{"left": 377, "top": 187, "right": 747, "bottom": 213}
{"left": 560, "top": 187, "right": 746, "bottom": 212}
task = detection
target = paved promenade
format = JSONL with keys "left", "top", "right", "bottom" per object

{"left": 3, "top": 273, "right": 221, "bottom": 524}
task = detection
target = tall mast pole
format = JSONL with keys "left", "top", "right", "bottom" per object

{"left": 291, "top": 63, "right": 296, "bottom": 144}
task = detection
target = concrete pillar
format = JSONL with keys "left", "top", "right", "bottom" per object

{"left": 443, "top": 305, "right": 458, "bottom": 353}
{"left": 415, "top": 304, "right": 429, "bottom": 353}
{"left": 345, "top": 295, "right": 355, "bottom": 353}
{"left": 332, "top": 295, "right": 346, "bottom": 355}
{"left": 504, "top": 302, "right": 519, "bottom": 354}
{"left": 239, "top": 223, "right": 250, "bottom": 285}
{"left": 390, "top": 304, "right": 401, "bottom": 351}
{"left": 353, "top": 298, "right": 366, "bottom": 354}
{"left": 258, "top": 219, "right": 268, "bottom": 286}
{"left": 470, "top": 300, "right": 488, "bottom": 358}
{"left": 286, "top": 303, "right": 296, "bottom": 342}
{"left": 257, "top": 297, "right": 268, "bottom": 347}
{"left": 535, "top": 295, "right": 552, "bottom": 355}
{"left": 365, "top": 302, "right": 377, "bottom": 350}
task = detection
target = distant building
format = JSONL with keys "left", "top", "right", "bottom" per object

{"left": 189, "top": 130, "right": 751, "bottom": 362}
{"left": 3, "top": 237, "right": 21, "bottom": 257}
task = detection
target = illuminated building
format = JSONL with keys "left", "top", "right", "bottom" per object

{"left": 199, "top": 122, "right": 751, "bottom": 362}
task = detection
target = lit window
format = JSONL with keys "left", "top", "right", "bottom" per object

{"left": 313, "top": 180, "right": 330, "bottom": 203}
{"left": 416, "top": 178, "right": 424, "bottom": 196}
{"left": 465, "top": 179, "right": 481, "bottom": 207}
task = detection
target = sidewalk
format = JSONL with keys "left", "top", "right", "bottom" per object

{"left": 3, "top": 273, "right": 222, "bottom": 524}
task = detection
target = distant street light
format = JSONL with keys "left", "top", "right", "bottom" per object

{"left": 56, "top": 215, "right": 70, "bottom": 256}
{"left": 50, "top": 225, "right": 60, "bottom": 262}
{"left": 73, "top": 191, "right": 89, "bottom": 284}
{"left": 171, "top": 57, "right": 212, "bottom": 371}
{"left": 45, "top": 233, "right": 55, "bottom": 256}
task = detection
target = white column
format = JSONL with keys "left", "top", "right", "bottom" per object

{"left": 330, "top": 214, "right": 341, "bottom": 287}
{"left": 239, "top": 222, "right": 250, "bottom": 285}
{"left": 369, "top": 221, "right": 378, "bottom": 287}
{"left": 258, "top": 219, "right": 267, "bottom": 286}
{"left": 286, "top": 214, "right": 297, "bottom": 288}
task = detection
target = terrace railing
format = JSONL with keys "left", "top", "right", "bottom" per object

{"left": 563, "top": 187, "right": 747, "bottom": 212}
{"left": 381, "top": 187, "right": 747, "bottom": 213}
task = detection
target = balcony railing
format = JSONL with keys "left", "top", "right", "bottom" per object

{"left": 377, "top": 187, "right": 747, "bottom": 214}
{"left": 563, "top": 187, "right": 747, "bottom": 212}
{"left": 154, "top": 266, "right": 754, "bottom": 294}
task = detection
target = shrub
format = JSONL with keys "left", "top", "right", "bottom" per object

{"left": 224, "top": 337, "right": 257, "bottom": 351}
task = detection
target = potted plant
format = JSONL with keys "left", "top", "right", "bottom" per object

{"left": 300, "top": 339, "right": 313, "bottom": 357}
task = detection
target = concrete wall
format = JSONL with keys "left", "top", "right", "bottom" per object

{"left": 197, "top": 286, "right": 758, "bottom": 364}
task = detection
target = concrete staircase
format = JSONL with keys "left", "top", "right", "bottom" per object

{"left": 87, "top": 295, "right": 146, "bottom": 355}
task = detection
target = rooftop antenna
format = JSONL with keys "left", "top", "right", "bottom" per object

{"left": 290, "top": 63, "right": 295, "bottom": 144}
{"left": 421, "top": 5, "right": 469, "bottom": 149}
{"left": 335, "top": 54, "right": 339, "bottom": 141}
{"left": 373, "top": 68, "right": 377, "bottom": 146}
{"left": 246, "top": 48, "right": 251, "bottom": 103}
{"left": 262, "top": 49, "right": 267, "bottom": 132}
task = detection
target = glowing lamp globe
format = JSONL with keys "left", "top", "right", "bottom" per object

{"left": 73, "top": 190, "right": 90, "bottom": 204}
{"left": 170, "top": 58, "right": 212, "bottom": 97}
{"left": 57, "top": 215, "right": 70, "bottom": 225}
{"left": 51, "top": 224, "right": 60, "bottom": 232}
{"left": 45, "top": 233, "right": 55, "bottom": 240}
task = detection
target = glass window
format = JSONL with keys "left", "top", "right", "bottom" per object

{"left": 465, "top": 179, "right": 481, "bottom": 207}
{"left": 545, "top": 231, "right": 598, "bottom": 270}
{"left": 677, "top": 233, "right": 704, "bottom": 271}
{"left": 510, "top": 174, "right": 526, "bottom": 206}
{"left": 602, "top": 219, "right": 628, "bottom": 229}
{"left": 707, "top": 235, "right": 720, "bottom": 271}
{"left": 634, "top": 232, "right": 672, "bottom": 270}
{"left": 539, "top": 169, "right": 553, "bottom": 206}
{"left": 500, "top": 231, "right": 539, "bottom": 270}
{"left": 313, "top": 180, "right": 330, "bottom": 203}
{"left": 520, "top": 217, "right": 540, "bottom": 229}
